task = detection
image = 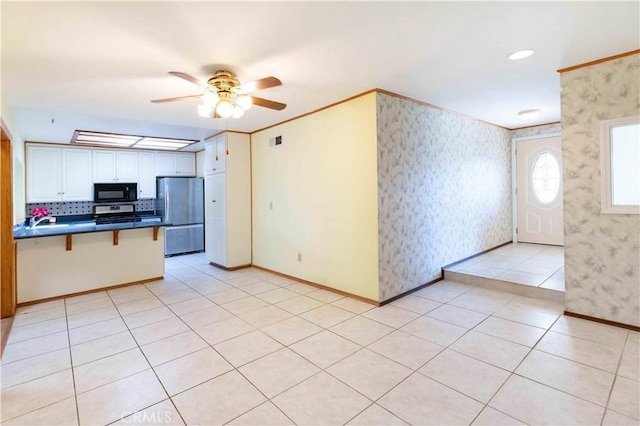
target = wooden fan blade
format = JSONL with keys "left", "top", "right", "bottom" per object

{"left": 251, "top": 96, "right": 286, "bottom": 111}
{"left": 168, "top": 71, "right": 209, "bottom": 89}
{"left": 236, "top": 77, "right": 282, "bottom": 93}
{"left": 151, "top": 94, "right": 203, "bottom": 103}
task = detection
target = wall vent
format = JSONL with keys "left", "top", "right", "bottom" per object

{"left": 269, "top": 136, "right": 283, "bottom": 147}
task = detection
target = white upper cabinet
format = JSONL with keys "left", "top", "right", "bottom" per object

{"left": 28, "top": 146, "right": 62, "bottom": 202}
{"left": 177, "top": 153, "right": 196, "bottom": 175}
{"left": 92, "top": 150, "right": 139, "bottom": 182}
{"left": 61, "top": 149, "right": 93, "bottom": 200}
{"left": 27, "top": 145, "right": 92, "bottom": 203}
{"left": 138, "top": 152, "right": 156, "bottom": 199}
{"left": 155, "top": 152, "right": 196, "bottom": 176}
{"left": 205, "top": 136, "right": 226, "bottom": 174}
{"left": 27, "top": 144, "right": 196, "bottom": 202}
{"left": 92, "top": 150, "right": 117, "bottom": 182}
{"left": 115, "top": 151, "right": 139, "bottom": 182}
{"left": 154, "top": 152, "right": 177, "bottom": 176}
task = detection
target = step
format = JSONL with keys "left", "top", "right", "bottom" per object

{"left": 444, "top": 269, "right": 564, "bottom": 304}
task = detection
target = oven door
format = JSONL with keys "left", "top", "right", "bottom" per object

{"left": 94, "top": 183, "right": 138, "bottom": 203}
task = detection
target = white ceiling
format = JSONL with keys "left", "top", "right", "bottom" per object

{"left": 2, "top": 1, "right": 638, "bottom": 145}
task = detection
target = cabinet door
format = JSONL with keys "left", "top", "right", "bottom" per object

{"left": 204, "top": 174, "right": 227, "bottom": 265}
{"left": 206, "top": 174, "right": 225, "bottom": 219}
{"left": 138, "top": 152, "right": 156, "bottom": 198}
{"left": 176, "top": 153, "right": 195, "bottom": 175}
{"left": 206, "top": 217, "right": 226, "bottom": 265}
{"left": 116, "top": 151, "right": 138, "bottom": 182}
{"left": 61, "top": 148, "right": 92, "bottom": 201}
{"left": 27, "top": 146, "right": 62, "bottom": 202}
{"left": 155, "top": 153, "right": 177, "bottom": 176}
{"left": 204, "top": 142, "right": 215, "bottom": 175}
{"left": 214, "top": 136, "right": 227, "bottom": 173}
{"left": 92, "top": 150, "right": 117, "bottom": 182}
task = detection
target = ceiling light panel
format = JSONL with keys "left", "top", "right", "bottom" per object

{"left": 71, "top": 131, "right": 197, "bottom": 150}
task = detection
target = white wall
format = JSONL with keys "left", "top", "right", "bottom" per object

{"left": 251, "top": 93, "right": 380, "bottom": 301}
{"left": 1, "top": 101, "right": 26, "bottom": 225}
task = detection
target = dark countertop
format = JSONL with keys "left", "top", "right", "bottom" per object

{"left": 14, "top": 218, "right": 169, "bottom": 240}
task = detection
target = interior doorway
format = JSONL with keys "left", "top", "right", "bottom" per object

{"left": 513, "top": 134, "right": 564, "bottom": 246}
{"left": 1, "top": 120, "right": 16, "bottom": 319}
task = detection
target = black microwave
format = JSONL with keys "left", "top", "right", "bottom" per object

{"left": 94, "top": 183, "right": 138, "bottom": 203}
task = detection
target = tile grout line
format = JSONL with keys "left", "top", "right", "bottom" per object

{"left": 471, "top": 313, "right": 568, "bottom": 425}
{"left": 155, "top": 268, "right": 301, "bottom": 425}
{"left": 598, "top": 331, "right": 632, "bottom": 425}
{"left": 105, "top": 288, "right": 188, "bottom": 426}
{"left": 7, "top": 253, "right": 620, "bottom": 426}
{"left": 63, "top": 297, "right": 82, "bottom": 426}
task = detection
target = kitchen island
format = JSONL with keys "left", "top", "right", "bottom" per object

{"left": 14, "top": 220, "right": 168, "bottom": 304}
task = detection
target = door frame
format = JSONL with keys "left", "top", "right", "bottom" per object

{"left": 1, "top": 118, "right": 16, "bottom": 318}
{"left": 511, "top": 132, "right": 561, "bottom": 243}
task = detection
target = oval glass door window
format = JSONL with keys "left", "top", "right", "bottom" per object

{"left": 532, "top": 152, "right": 560, "bottom": 204}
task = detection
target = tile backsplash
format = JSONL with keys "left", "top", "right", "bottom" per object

{"left": 26, "top": 199, "right": 156, "bottom": 217}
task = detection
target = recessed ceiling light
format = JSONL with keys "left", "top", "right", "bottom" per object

{"left": 509, "top": 50, "right": 535, "bottom": 60}
{"left": 518, "top": 109, "right": 541, "bottom": 120}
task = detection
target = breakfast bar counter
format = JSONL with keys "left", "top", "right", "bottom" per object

{"left": 13, "top": 219, "right": 167, "bottom": 239}
{"left": 14, "top": 222, "right": 169, "bottom": 304}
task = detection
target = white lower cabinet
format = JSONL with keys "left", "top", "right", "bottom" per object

{"left": 205, "top": 216, "right": 226, "bottom": 265}
{"left": 204, "top": 133, "right": 251, "bottom": 268}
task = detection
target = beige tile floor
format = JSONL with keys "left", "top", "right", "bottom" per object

{"left": 1, "top": 253, "right": 638, "bottom": 425}
{"left": 444, "top": 243, "right": 566, "bottom": 291}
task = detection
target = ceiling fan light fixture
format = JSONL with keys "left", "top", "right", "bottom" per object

{"left": 232, "top": 105, "right": 245, "bottom": 119}
{"left": 155, "top": 70, "right": 286, "bottom": 119}
{"left": 216, "top": 100, "right": 234, "bottom": 118}
{"left": 236, "top": 95, "right": 252, "bottom": 110}
{"left": 203, "top": 90, "right": 220, "bottom": 107}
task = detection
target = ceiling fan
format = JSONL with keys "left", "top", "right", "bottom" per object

{"left": 151, "top": 70, "right": 286, "bottom": 119}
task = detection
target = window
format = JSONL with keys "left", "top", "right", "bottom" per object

{"left": 532, "top": 152, "right": 560, "bottom": 204}
{"left": 600, "top": 116, "right": 640, "bottom": 214}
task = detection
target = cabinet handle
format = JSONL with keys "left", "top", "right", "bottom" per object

{"left": 212, "top": 200, "right": 216, "bottom": 203}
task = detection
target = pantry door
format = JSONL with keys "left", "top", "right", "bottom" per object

{"left": 516, "top": 136, "right": 564, "bottom": 245}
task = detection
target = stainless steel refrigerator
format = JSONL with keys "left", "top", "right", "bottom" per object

{"left": 156, "top": 177, "right": 204, "bottom": 256}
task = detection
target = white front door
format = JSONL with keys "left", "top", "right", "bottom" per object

{"left": 516, "top": 136, "right": 564, "bottom": 245}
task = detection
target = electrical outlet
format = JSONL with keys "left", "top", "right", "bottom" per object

{"left": 297, "top": 253, "right": 302, "bottom": 262}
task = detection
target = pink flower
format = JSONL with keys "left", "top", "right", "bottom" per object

{"left": 31, "top": 207, "right": 51, "bottom": 218}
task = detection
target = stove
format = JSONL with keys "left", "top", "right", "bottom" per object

{"left": 93, "top": 204, "right": 141, "bottom": 225}
{"left": 95, "top": 215, "right": 142, "bottom": 225}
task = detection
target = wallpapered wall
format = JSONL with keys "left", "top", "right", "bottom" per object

{"left": 511, "top": 123, "right": 561, "bottom": 139}
{"left": 561, "top": 53, "right": 640, "bottom": 327}
{"left": 376, "top": 93, "right": 512, "bottom": 300}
